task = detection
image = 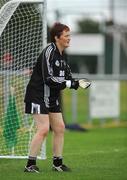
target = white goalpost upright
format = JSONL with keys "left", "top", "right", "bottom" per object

{"left": 0, "top": 0, "right": 47, "bottom": 159}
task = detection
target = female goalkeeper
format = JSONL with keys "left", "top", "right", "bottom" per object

{"left": 24, "top": 22, "right": 79, "bottom": 173}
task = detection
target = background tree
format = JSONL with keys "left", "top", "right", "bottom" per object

{"left": 77, "top": 18, "right": 100, "bottom": 34}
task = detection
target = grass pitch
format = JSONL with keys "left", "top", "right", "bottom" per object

{"left": 0, "top": 127, "right": 127, "bottom": 180}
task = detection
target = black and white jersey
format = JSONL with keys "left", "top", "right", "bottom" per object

{"left": 24, "top": 42, "right": 72, "bottom": 108}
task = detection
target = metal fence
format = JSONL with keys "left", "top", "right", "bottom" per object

{"left": 63, "top": 74, "right": 127, "bottom": 127}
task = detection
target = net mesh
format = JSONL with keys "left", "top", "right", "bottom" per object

{"left": 0, "top": 1, "right": 46, "bottom": 158}
{"left": 0, "top": 0, "right": 9, "bottom": 8}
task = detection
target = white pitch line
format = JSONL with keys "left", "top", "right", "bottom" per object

{"left": 63, "top": 148, "right": 127, "bottom": 156}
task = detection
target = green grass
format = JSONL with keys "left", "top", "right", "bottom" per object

{"left": 0, "top": 127, "right": 127, "bottom": 180}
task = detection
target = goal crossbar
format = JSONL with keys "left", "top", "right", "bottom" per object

{"left": 5, "top": 0, "right": 44, "bottom": 4}
{"left": 0, "top": 0, "right": 46, "bottom": 37}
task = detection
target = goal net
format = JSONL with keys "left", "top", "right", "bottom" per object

{"left": 0, "top": 0, "right": 47, "bottom": 159}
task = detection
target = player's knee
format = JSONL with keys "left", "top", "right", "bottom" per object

{"left": 54, "top": 123, "right": 65, "bottom": 134}
{"left": 38, "top": 126, "right": 49, "bottom": 138}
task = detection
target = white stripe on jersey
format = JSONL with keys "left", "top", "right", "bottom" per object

{"left": 44, "top": 84, "right": 50, "bottom": 108}
{"left": 45, "top": 44, "right": 55, "bottom": 75}
{"left": 51, "top": 76, "right": 65, "bottom": 84}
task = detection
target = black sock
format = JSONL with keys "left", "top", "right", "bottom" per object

{"left": 53, "top": 156, "right": 63, "bottom": 167}
{"left": 26, "top": 156, "right": 37, "bottom": 167}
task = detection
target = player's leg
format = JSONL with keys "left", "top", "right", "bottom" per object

{"left": 29, "top": 114, "right": 49, "bottom": 157}
{"left": 49, "top": 112, "right": 71, "bottom": 171}
{"left": 24, "top": 114, "right": 49, "bottom": 173}
{"left": 49, "top": 112, "right": 65, "bottom": 157}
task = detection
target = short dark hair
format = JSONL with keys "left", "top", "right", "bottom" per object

{"left": 50, "top": 22, "right": 70, "bottom": 43}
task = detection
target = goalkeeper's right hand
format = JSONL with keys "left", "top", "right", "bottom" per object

{"left": 65, "top": 79, "right": 79, "bottom": 90}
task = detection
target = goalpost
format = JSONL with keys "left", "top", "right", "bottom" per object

{"left": 0, "top": 0, "right": 47, "bottom": 159}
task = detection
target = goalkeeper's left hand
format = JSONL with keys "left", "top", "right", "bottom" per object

{"left": 65, "top": 79, "right": 79, "bottom": 90}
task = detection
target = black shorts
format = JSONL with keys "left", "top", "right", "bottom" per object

{"left": 25, "top": 102, "right": 61, "bottom": 114}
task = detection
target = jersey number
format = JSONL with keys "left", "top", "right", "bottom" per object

{"left": 59, "top": 70, "right": 65, "bottom": 76}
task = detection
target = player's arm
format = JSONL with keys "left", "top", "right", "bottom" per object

{"left": 65, "top": 63, "right": 79, "bottom": 90}
{"left": 65, "top": 63, "right": 91, "bottom": 89}
{"left": 42, "top": 47, "right": 66, "bottom": 89}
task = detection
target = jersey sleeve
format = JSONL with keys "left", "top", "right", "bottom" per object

{"left": 42, "top": 46, "right": 66, "bottom": 90}
{"left": 65, "top": 63, "right": 74, "bottom": 81}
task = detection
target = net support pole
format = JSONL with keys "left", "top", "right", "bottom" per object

{"left": 112, "top": 31, "right": 121, "bottom": 74}
{"left": 39, "top": 0, "right": 47, "bottom": 159}
{"left": 42, "top": 0, "right": 47, "bottom": 48}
